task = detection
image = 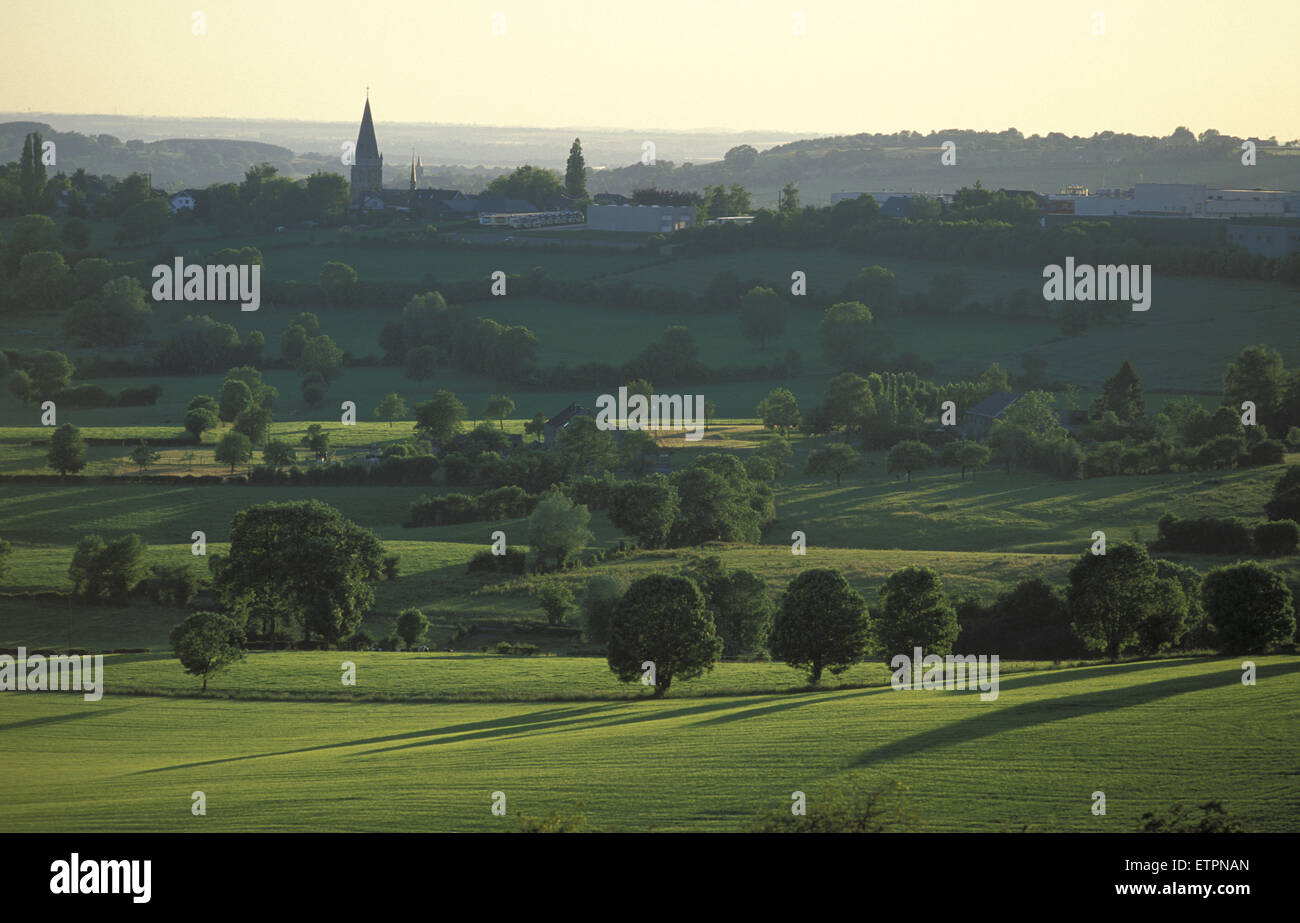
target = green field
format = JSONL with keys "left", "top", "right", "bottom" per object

{"left": 1, "top": 655, "right": 1295, "bottom": 831}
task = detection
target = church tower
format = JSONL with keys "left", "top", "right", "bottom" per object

{"left": 350, "top": 94, "right": 383, "bottom": 208}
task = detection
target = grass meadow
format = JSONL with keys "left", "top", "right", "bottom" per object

{"left": 0, "top": 656, "right": 1295, "bottom": 832}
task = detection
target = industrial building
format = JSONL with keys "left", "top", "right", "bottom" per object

{"left": 585, "top": 204, "right": 696, "bottom": 233}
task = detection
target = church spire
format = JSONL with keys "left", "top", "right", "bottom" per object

{"left": 356, "top": 97, "right": 380, "bottom": 162}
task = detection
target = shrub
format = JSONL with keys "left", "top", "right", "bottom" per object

{"left": 1253, "top": 520, "right": 1299, "bottom": 556}
{"left": 750, "top": 781, "right": 917, "bottom": 833}
{"left": 1152, "top": 513, "right": 1252, "bottom": 554}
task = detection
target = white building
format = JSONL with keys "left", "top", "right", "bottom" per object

{"left": 1206, "top": 189, "right": 1294, "bottom": 219}
{"left": 168, "top": 193, "right": 196, "bottom": 213}
{"left": 1130, "top": 183, "right": 1207, "bottom": 216}
{"left": 586, "top": 204, "right": 695, "bottom": 233}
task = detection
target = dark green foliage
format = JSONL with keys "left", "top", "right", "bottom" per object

{"left": 874, "top": 566, "right": 960, "bottom": 658}
{"left": 769, "top": 568, "right": 869, "bottom": 684}
{"left": 607, "top": 574, "right": 722, "bottom": 697}
{"left": 169, "top": 611, "right": 245, "bottom": 693}
{"left": 1202, "top": 561, "right": 1296, "bottom": 654}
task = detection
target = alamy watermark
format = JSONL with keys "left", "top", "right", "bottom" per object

{"left": 1042, "top": 258, "right": 1151, "bottom": 312}
{"left": 0, "top": 647, "right": 103, "bottom": 701}
{"left": 890, "top": 647, "right": 999, "bottom": 701}
{"left": 151, "top": 257, "right": 261, "bottom": 311}
{"left": 594, "top": 386, "right": 706, "bottom": 442}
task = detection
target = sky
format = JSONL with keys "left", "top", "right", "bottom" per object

{"left": 2, "top": 0, "right": 1297, "bottom": 139}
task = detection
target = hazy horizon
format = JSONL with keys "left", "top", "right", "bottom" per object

{"left": 2, "top": 0, "right": 1297, "bottom": 140}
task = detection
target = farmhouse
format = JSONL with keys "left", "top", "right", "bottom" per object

{"left": 543, "top": 403, "right": 590, "bottom": 448}
{"left": 960, "top": 391, "right": 1022, "bottom": 440}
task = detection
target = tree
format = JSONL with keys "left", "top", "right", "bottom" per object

{"left": 528, "top": 488, "right": 594, "bottom": 571}
{"left": 1202, "top": 562, "right": 1296, "bottom": 654}
{"left": 396, "top": 608, "right": 430, "bottom": 650}
{"left": 822, "top": 372, "right": 877, "bottom": 438}
{"left": 609, "top": 476, "right": 680, "bottom": 548}
{"left": 684, "top": 557, "right": 775, "bottom": 658}
{"left": 1223, "top": 344, "right": 1286, "bottom": 432}
{"left": 1066, "top": 542, "right": 1161, "bottom": 659}
{"left": 483, "top": 164, "right": 563, "bottom": 209}
{"left": 769, "top": 568, "right": 870, "bottom": 684}
{"left": 820, "top": 301, "right": 888, "bottom": 371}
{"left": 485, "top": 394, "right": 515, "bottom": 431}
{"left": 739, "top": 286, "right": 786, "bottom": 350}
{"left": 669, "top": 456, "right": 769, "bottom": 545}
{"left": 215, "top": 431, "right": 254, "bottom": 473}
{"left": 607, "top": 574, "right": 722, "bottom": 697}
{"left": 403, "top": 344, "right": 439, "bottom": 381}
{"left": 525, "top": 411, "right": 546, "bottom": 443}
{"left": 618, "top": 428, "right": 659, "bottom": 475}
{"left": 319, "top": 261, "right": 358, "bottom": 306}
{"left": 301, "top": 424, "right": 331, "bottom": 462}
{"left": 756, "top": 387, "right": 800, "bottom": 434}
{"left": 64, "top": 275, "right": 151, "bottom": 346}
{"left": 69, "top": 533, "right": 145, "bottom": 604}
{"left": 875, "top": 566, "right": 960, "bottom": 658}
{"left": 375, "top": 392, "right": 407, "bottom": 428}
{"left": 48, "top": 424, "right": 87, "bottom": 477}
{"left": 1134, "top": 578, "right": 1190, "bottom": 656}
{"left": 756, "top": 435, "right": 794, "bottom": 477}
{"left": 581, "top": 574, "right": 625, "bottom": 644}
{"left": 18, "top": 350, "right": 73, "bottom": 399}
{"left": 218, "top": 378, "right": 252, "bottom": 422}
{"left": 184, "top": 406, "right": 219, "bottom": 443}
{"left": 804, "top": 443, "right": 864, "bottom": 487}
{"left": 564, "top": 138, "right": 587, "bottom": 198}
{"left": 298, "top": 334, "right": 343, "bottom": 384}
{"left": 300, "top": 372, "right": 327, "bottom": 407}
{"left": 850, "top": 266, "right": 898, "bottom": 313}
{"left": 559, "top": 416, "right": 617, "bottom": 471}
{"left": 778, "top": 181, "right": 800, "bottom": 217}
{"left": 953, "top": 441, "right": 991, "bottom": 480}
{"left": 169, "top": 611, "right": 246, "bottom": 692}
{"left": 232, "top": 405, "right": 273, "bottom": 445}
{"left": 1091, "top": 359, "right": 1145, "bottom": 422}
{"left": 538, "top": 580, "right": 575, "bottom": 626}
{"left": 723, "top": 144, "right": 759, "bottom": 171}
{"left": 414, "top": 390, "right": 466, "bottom": 446}
{"left": 262, "top": 440, "right": 296, "bottom": 470}
{"left": 19, "top": 132, "right": 47, "bottom": 212}
{"left": 128, "top": 442, "right": 160, "bottom": 473}
{"left": 216, "top": 500, "right": 385, "bottom": 646}
{"left": 17, "top": 250, "right": 69, "bottom": 314}
{"left": 887, "top": 440, "right": 935, "bottom": 482}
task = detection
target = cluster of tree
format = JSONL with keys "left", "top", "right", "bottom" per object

{"left": 1150, "top": 513, "right": 1299, "bottom": 556}
{"left": 379, "top": 292, "right": 539, "bottom": 384}
{"left": 605, "top": 454, "right": 775, "bottom": 549}
{"left": 195, "top": 164, "right": 349, "bottom": 233}
{"left": 158, "top": 314, "right": 264, "bottom": 375}
{"left": 67, "top": 533, "right": 197, "bottom": 606}
{"left": 277, "top": 311, "right": 343, "bottom": 405}
{"left": 408, "top": 485, "right": 537, "bottom": 527}
{"left": 667, "top": 192, "right": 1300, "bottom": 285}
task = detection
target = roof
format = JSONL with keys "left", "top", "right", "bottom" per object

{"left": 545, "top": 403, "right": 588, "bottom": 428}
{"left": 965, "top": 391, "right": 1022, "bottom": 419}
{"left": 475, "top": 194, "right": 538, "bottom": 214}
{"left": 355, "top": 98, "right": 380, "bottom": 161}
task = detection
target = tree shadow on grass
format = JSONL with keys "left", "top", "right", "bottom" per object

{"left": 135, "top": 702, "right": 626, "bottom": 774}
{"left": 849, "top": 659, "right": 1300, "bottom": 770}
{"left": 0, "top": 705, "right": 138, "bottom": 732}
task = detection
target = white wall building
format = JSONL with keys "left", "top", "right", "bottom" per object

{"left": 586, "top": 204, "right": 695, "bottom": 233}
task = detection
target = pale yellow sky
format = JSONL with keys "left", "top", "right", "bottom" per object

{"left": 2, "top": 0, "right": 1297, "bottom": 138}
